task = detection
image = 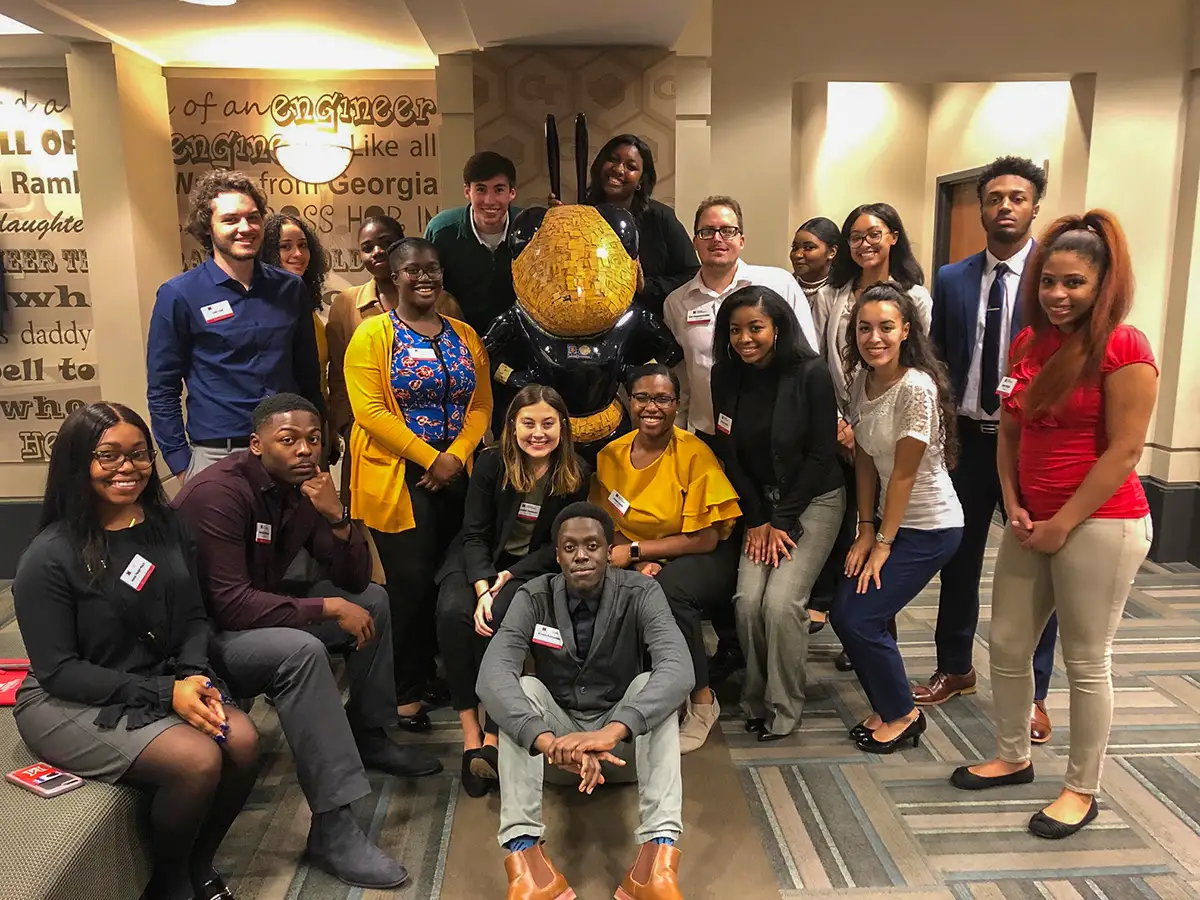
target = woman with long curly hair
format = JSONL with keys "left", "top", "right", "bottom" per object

{"left": 950, "top": 211, "right": 1157, "bottom": 839}
{"left": 832, "top": 282, "right": 963, "bottom": 755}
{"left": 261, "top": 213, "right": 329, "bottom": 397}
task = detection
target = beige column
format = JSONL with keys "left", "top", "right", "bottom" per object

{"left": 435, "top": 53, "right": 475, "bottom": 202}
{"left": 673, "top": 0, "right": 711, "bottom": 228}
{"left": 65, "top": 43, "right": 179, "bottom": 417}
{"left": 1083, "top": 68, "right": 1195, "bottom": 561}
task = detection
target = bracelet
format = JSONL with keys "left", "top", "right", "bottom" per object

{"left": 858, "top": 519, "right": 873, "bottom": 525}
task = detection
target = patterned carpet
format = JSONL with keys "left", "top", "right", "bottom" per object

{"left": 5, "top": 525, "right": 1200, "bottom": 899}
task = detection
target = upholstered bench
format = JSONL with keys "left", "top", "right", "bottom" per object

{"left": 0, "top": 631, "right": 151, "bottom": 900}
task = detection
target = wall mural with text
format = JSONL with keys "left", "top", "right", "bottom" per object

{"left": 165, "top": 78, "right": 442, "bottom": 305}
{"left": 0, "top": 75, "right": 97, "bottom": 471}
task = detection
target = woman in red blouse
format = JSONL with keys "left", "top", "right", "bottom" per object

{"left": 950, "top": 210, "right": 1157, "bottom": 839}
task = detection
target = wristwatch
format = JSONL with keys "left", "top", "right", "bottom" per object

{"left": 875, "top": 532, "right": 894, "bottom": 546}
{"left": 629, "top": 541, "right": 641, "bottom": 561}
{"left": 330, "top": 506, "right": 352, "bottom": 529}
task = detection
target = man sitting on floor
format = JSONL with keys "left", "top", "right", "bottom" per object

{"left": 175, "top": 393, "right": 441, "bottom": 890}
{"left": 478, "top": 501, "right": 693, "bottom": 900}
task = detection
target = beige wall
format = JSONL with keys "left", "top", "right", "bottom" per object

{"left": 792, "top": 82, "right": 931, "bottom": 266}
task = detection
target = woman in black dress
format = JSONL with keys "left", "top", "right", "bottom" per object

{"left": 13, "top": 403, "right": 260, "bottom": 900}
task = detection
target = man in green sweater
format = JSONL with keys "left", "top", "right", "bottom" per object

{"left": 424, "top": 150, "right": 521, "bottom": 338}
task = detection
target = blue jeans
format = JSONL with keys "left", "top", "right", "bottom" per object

{"left": 1033, "top": 613, "right": 1057, "bottom": 702}
{"left": 833, "top": 527, "right": 963, "bottom": 721}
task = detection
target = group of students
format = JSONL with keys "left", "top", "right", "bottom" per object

{"left": 6, "top": 139, "right": 1159, "bottom": 900}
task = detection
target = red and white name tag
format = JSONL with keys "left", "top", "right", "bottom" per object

{"left": 717, "top": 413, "right": 732, "bottom": 434}
{"left": 607, "top": 489, "right": 630, "bottom": 516}
{"left": 996, "top": 376, "right": 1017, "bottom": 397}
{"left": 255, "top": 522, "right": 272, "bottom": 544}
{"left": 532, "top": 624, "right": 564, "bottom": 649}
{"left": 686, "top": 306, "right": 713, "bottom": 325}
{"left": 517, "top": 502, "right": 541, "bottom": 522}
{"left": 404, "top": 347, "right": 437, "bottom": 361}
{"left": 200, "top": 300, "right": 235, "bottom": 324}
{"left": 119, "top": 554, "right": 155, "bottom": 591}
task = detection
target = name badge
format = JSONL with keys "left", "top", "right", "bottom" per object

{"left": 200, "top": 300, "right": 235, "bottom": 324}
{"left": 607, "top": 489, "right": 631, "bottom": 516}
{"left": 405, "top": 347, "right": 437, "bottom": 361}
{"left": 532, "top": 624, "right": 564, "bottom": 649}
{"left": 119, "top": 554, "right": 155, "bottom": 591}
{"left": 255, "top": 522, "right": 272, "bottom": 544}
{"left": 686, "top": 306, "right": 713, "bottom": 325}
{"left": 717, "top": 413, "right": 733, "bottom": 435}
{"left": 996, "top": 376, "right": 1018, "bottom": 398}
{"left": 517, "top": 502, "right": 541, "bottom": 522}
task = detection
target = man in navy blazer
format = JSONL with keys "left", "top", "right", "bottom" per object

{"left": 920, "top": 157, "right": 1058, "bottom": 744}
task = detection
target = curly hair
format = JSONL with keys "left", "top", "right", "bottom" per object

{"left": 260, "top": 213, "right": 328, "bottom": 309}
{"left": 842, "top": 282, "right": 958, "bottom": 466}
{"left": 976, "top": 155, "right": 1047, "bottom": 203}
{"left": 185, "top": 169, "right": 267, "bottom": 253}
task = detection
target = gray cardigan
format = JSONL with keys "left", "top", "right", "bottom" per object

{"left": 477, "top": 567, "right": 693, "bottom": 751}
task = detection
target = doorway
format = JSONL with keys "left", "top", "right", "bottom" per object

{"left": 931, "top": 165, "right": 987, "bottom": 273}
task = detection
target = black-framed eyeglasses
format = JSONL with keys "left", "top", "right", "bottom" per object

{"left": 695, "top": 226, "right": 742, "bottom": 241}
{"left": 397, "top": 263, "right": 443, "bottom": 279}
{"left": 849, "top": 228, "right": 891, "bottom": 247}
{"left": 630, "top": 392, "right": 678, "bottom": 408}
{"left": 93, "top": 448, "right": 156, "bottom": 471}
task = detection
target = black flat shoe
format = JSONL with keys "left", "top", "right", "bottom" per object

{"left": 855, "top": 712, "right": 925, "bottom": 754}
{"left": 808, "top": 619, "right": 827, "bottom": 635}
{"left": 745, "top": 718, "right": 766, "bottom": 734}
{"left": 758, "top": 730, "right": 788, "bottom": 742}
{"left": 420, "top": 678, "right": 451, "bottom": 709}
{"left": 472, "top": 744, "right": 499, "bottom": 785}
{"left": 196, "top": 872, "right": 234, "bottom": 900}
{"left": 396, "top": 710, "right": 432, "bottom": 732}
{"left": 461, "top": 749, "right": 491, "bottom": 798}
{"left": 834, "top": 651, "right": 854, "bottom": 672}
{"left": 1028, "top": 797, "right": 1098, "bottom": 839}
{"left": 950, "top": 763, "right": 1035, "bottom": 791}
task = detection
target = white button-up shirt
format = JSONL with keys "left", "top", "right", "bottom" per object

{"left": 663, "top": 258, "right": 818, "bottom": 434}
{"left": 960, "top": 238, "right": 1032, "bottom": 420}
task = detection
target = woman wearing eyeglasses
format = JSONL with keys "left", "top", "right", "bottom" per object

{"left": 13, "top": 403, "right": 260, "bottom": 900}
{"left": 344, "top": 237, "right": 492, "bottom": 726}
{"left": 590, "top": 364, "right": 742, "bottom": 753}
{"left": 812, "top": 203, "right": 933, "bottom": 671}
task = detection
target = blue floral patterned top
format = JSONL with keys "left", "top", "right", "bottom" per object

{"left": 389, "top": 310, "right": 477, "bottom": 444}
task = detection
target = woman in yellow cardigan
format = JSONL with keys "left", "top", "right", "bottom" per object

{"left": 345, "top": 236, "right": 492, "bottom": 727}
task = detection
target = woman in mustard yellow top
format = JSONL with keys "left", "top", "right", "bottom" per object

{"left": 591, "top": 364, "right": 741, "bottom": 754}
{"left": 345, "top": 237, "right": 491, "bottom": 724}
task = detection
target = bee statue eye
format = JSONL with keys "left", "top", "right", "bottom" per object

{"left": 508, "top": 207, "right": 548, "bottom": 258}
{"left": 595, "top": 204, "right": 639, "bottom": 260}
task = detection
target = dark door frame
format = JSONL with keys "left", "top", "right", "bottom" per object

{"left": 932, "top": 159, "right": 1050, "bottom": 274}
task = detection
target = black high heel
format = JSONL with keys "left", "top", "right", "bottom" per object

{"left": 396, "top": 710, "right": 432, "bottom": 732}
{"left": 848, "top": 718, "right": 876, "bottom": 741}
{"left": 855, "top": 711, "right": 926, "bottom": 754}
{"left": 745, "top": 718, "right": 766, "bottom": 734}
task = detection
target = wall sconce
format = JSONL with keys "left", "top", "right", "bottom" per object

{"left": 273, "top": 127, "right": 353, "bottom": 185}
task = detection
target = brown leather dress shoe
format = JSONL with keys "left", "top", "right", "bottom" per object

{"left": 1030, "top": 699, "right": 1052, "bottom": 744}
{"left": 504, "top": 843, "right": 576, "bottom": 900}
{"left": 912, "top": 670, "right": 977, "bottom": 706}
{"left": 616, "top": 842, "right": 682, "bottom": 900}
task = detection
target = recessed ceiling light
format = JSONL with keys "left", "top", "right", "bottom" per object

{"left": 180, "top": 0, "right": 237, "bottom": 6}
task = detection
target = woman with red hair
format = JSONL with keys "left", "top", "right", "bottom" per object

{"left": 950, "top": 211, "right": 1158, "bottom": 838}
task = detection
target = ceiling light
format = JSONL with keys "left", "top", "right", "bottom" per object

{"left": 274, "top": 127, "right": 354, "bottom": 185}
{"left": 180, "top": 0, "right": 237, "bottom": 6}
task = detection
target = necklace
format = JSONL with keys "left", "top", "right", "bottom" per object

{"left": 797, "top": 274, "right": 829, "bottom": 295}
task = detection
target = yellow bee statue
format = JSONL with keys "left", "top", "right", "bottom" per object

{"left": 483, "top": 114, "right": 682, "bottom": 454}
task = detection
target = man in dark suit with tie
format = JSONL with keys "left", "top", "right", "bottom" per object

{"left": 918, "top": 156, "right": 1058, "bottom": 744}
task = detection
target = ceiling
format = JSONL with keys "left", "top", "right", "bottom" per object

{"left": 0, "top": 0, "right": 700, "bottom": 68}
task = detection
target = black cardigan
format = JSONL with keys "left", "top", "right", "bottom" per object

{"left": 634, "top": 199, "right": 700, "bottom": 317}
{"left": 710, "top": 355, "right": 843, "bottom": 530}
{"left": 437, "top": 447, "right": 591, "bottom": 586}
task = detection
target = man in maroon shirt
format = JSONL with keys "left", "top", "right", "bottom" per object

{"left": 175, "top": 393, "right": 440, "bottom": 890}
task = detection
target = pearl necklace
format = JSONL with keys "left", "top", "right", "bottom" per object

{"left": 797, "top": 274, "right": 829, "bottom": 294}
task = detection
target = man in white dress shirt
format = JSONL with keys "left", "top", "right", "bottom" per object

{"left": 921, "top": 156, "right": 1058, "bottom": 744}
{"left": 663, "top": 196, "right": 819, "bottom": 443}
{"left": 663, "top": 195, "right": 818, "bottom": 684}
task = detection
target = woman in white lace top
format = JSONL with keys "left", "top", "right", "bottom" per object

{"left": 832, "top": 282, "right": 964, "bottom": 754}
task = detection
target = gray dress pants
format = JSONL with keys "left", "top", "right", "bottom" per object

{"left": 208, "top": 581, "right": 396, "bottom": 813}
{"left": 497, "top": 672, "right": 683, "bottom": 847}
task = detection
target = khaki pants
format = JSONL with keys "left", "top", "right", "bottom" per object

{"left": 989, "top": 515, "right": 1152, "bottom": 794}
